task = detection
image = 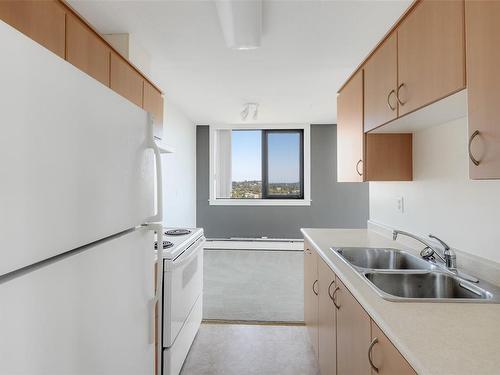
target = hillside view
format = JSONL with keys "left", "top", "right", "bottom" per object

{"left": 231, "top": 180, "right": 301, "bottom": 198}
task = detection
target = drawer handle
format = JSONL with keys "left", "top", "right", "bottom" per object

{"left": 327, "top": 280, "right": 335, "bottom": 301}
{"left": 396, "top": 83, "right": 406, "bottom": 106}
{"left": 356, "top": 159, "right": 363, "bottom": 176}
{"left": 387, "top": 89, "right": 396, "bottom": 111}
{"left": 332, "top": 286, "right": 340, "bottom": 309}
{"left": 368, "top": 337, "right": 379, "bottom": 373}
{"left": 312, "top": 280, "right": 319, "bottom": 296}
{"left": 468, "top": 130, "right": 481, "bottom": 166}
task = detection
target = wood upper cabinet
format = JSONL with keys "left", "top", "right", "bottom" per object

{"left": 465, "top": 0, "right": 500, "bottom": 179}
{"left": 143, "top": 81, "right": 164, "bottom": 139}
{"left": 337, "top": 70, "right": 413, "bottom": 182}
{"left": 397, "top": 0, "right": 465, "bottom": 116}
{"left": 0, "top": 0, "right": 66, "bottom": 58}
{"left": 370, "top": 322, "right": 416, "bottom": 375}
{"left": 110, "top": 51, "right": 144, "bottom": 108}
{"left": 364, "top": 33, "right": 398, "bottom": 132}
{"left": 304, "top": 241, "right": 319, "bottom": 359}
{"left": 318, "top": 258, "right": 337, "bottom": 375}
{"left": 66, "top": 13, "right": 110, "bottom": 87}
{"left": 365, "top": 134, "right": 412, "bottom": 181}
{"left": 337, "top": 71, "right": 364, "bottom": 182}
{"left": 336, "top": 278, "right": 371, "bottom": 375}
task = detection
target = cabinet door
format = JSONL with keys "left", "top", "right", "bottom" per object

{"left": 110, "top": 51, "right": 144, "bottom": 107}
{"left": 364, "top": 33, "right": 398, "bottom": 132}
{"left": 318, "top": 258, "right": 337, "bottom": 375}
{"left": 337, "top": 71, "right": 364, "bottom": 182}
{"left": 336, "top": 278, "right": 371, "bottom": 375}
{"left": 304, "top": 241, "right": 319, "bottom": 359}
{"left": 370, "top": 321, "right": 416, "bottom": 375}
{"left": 66, "top": 13, "right": 110, "bottom": 87}
{"left": 365, "top": 134, "right": 412, "bottom": 181}
{"left": 143, "top": 81, "right": 164, "bottom": 139}
{"left": 398, "top": 0, "right": 465, "bottom": 116}
{"left": 465, "top": 0, "right": 500, "bottom": 179}
{"left": 0, "top": 0, "right": 65, "bottom": 58}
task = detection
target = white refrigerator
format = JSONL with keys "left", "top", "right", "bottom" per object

{"left": 0, "top": 20, "right": 163, "bottom": 375}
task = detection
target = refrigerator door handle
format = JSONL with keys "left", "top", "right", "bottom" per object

{"left": 142, "top": 223, "right": 164, "bottom": 375}
{"left": 148, "top": 114, "right": 163, "bottom": 224}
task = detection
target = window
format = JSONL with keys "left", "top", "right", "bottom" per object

{"left": 263, "top": 130, "right": 303, "bottom": 199}
{"left": 210, "top": 125, "right": 310, "bottom": 206}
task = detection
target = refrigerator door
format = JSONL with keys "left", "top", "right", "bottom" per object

{"left": 0, "top": 229, "right": 155, "bottom": 375}
{"left": 0, "top": 21, "right": 155, "bottom": 276}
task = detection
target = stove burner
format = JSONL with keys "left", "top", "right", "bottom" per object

{"left": 154, "top": 240, "right": 174, "bottom": 250}
{"left": 165, "top": 229, "right": 191, "bottom": 236}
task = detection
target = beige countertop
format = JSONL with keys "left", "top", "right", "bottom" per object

{"left": 301, "top": 228, "right": 500, "bottom": 375}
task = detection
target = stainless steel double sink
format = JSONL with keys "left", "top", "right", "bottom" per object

{"left": 333, "top": 247, "right": 500, "bottom": 303}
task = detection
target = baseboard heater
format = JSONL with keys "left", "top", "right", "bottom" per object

{"left": 207, "top": 237, "right": 303, "bottom": 242}
{"left": 204, "top": 238, "right": 304, "bottom": 251}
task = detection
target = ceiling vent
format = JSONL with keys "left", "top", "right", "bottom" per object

{"left": 215, "top": 0, "right": 262, "bottom": 50}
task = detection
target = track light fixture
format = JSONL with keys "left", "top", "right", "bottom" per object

{"left": 240, "top": 103, "right": 259, "bottom": 121}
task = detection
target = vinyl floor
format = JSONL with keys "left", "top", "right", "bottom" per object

{"left": 180, "top": 323, "right": 319, "bottom": 375}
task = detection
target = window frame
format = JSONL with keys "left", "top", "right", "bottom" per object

{"left": 209, "top": 124, "right": 311, "bottom": 206}
{"left": 262, "top": 129, "right": 304, "bottom": 200}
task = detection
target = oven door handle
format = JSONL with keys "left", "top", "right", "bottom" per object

{"left": 171, "top": 238, "right": 205, "bottom": 269}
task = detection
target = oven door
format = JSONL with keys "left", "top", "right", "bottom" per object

{"left": 163, "top": 236, "right": 204, "bottom": 347}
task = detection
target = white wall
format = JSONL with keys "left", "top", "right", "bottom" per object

{"left": 161, "top": 100, "right": 197, "bottom": 228}
{"left": 370, "top": 117, "right": 500, "bottom": 263}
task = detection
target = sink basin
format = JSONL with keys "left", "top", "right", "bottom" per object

{"left": 335, "top": 247, "right": 436, "bottom": 271}
{"left": 364, "top": 272, "right": 493, "bottom": 301}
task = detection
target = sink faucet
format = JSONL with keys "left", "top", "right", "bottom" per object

{"left": 392, "top": 230, "right": 456, "bottom": 270}
{"left": 392, "top": 229, "right": 479, "bottom": 283}
{"left": 428, "top": 234, "right": 456, "bottom": 270}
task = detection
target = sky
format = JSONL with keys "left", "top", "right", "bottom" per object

{"left": 231, "top": 130, "right": 300, "bottom": 183}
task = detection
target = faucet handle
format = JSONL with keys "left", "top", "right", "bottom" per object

{"left": 428, "top": 234, "right": 451, "bottom": 251}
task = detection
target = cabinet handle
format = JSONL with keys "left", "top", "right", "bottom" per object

{"left": 332, "top": 286, "right": 340, "bottom": 309}
{"left": 312, "top": 280, "right": 319, "bottom": 296}
{"left": 368, "top": 337, "right": 379, "bottom": 373}
{"left": 468, "top": 130, "right": 481, "bottom": 166}
{"left": 356, "top": 159, "right": 363, "bottom": 176}
{"left": 327, "top": 280, "right": 335, "bottom": 301}
{"left": 305, "top": 249, "right": 311, "bottom": 255}
{"left": 396, "top": 83, "right": 406, "bottom": 106}
{"left": 387, "top": 89, "right": 396, "bottom": 111}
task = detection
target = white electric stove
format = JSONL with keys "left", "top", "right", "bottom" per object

{"left": 156, "top": 228, "right": 205, "bottom": 375}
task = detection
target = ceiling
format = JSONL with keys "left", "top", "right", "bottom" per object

{"left": 68, "top": 0, "right": 411, "bottom": 125}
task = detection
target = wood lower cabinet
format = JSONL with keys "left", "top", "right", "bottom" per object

{"left": 66, "top": 12, "right": 110, "bottom": 87}
{"left": 110, "top": 51, "right": 144, "bottom": 108}
{"left": 364, "top": 33, "right": 398, "bottom": 132}
{"left": 370, "top": 322, "right": 416, "bottom": 375}
{"left": 303, "top": 243, "right": 417, "bottom": 375}
{"left": 0, "top": 0, "right": 66, "bottom": 58}
{"left": 465, "top": 0, "right": 500, "bottom": 179}
{"left": 143, "top": 80, "right": 164, "bottom": 139}
{"left": 318, "top": 258, "right": 337, "bottom": 375}
{"left": 336, "top": 278, "right": 371, "bottom": 375}
{"left": 397, "top": 0, "right": 465, "bottom": 116}
{"left": 304, "top": 241, "right": 319, "bottom": 359}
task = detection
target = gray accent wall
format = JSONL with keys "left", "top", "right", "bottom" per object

{"left": 196, "top": 124, "right": 369, "bottom": 238}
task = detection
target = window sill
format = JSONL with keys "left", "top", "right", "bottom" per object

{"left": 209, "top": 199, "right": 311, "bottom": 206}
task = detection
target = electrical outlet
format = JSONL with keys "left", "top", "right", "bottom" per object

{"left": 396, "top": 196, "right": 405, "bottom": 214}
